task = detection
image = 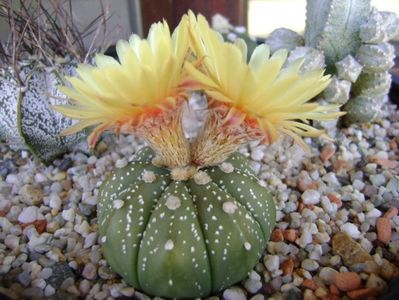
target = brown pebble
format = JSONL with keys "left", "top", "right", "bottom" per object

{"left": 332, "top": 233, "right": 372, "bottom": 266}
{"left": 389, "top": 139, "right": 397, "bottom": 150}
{"left": 271, "top": 228, "right": 284, "bottom": 242}
{"left": 281, "top": 259, "right": 294, "bottom": 275}
{"left": 327, "top": 193, "right": 342, "bottom": 208}
{"left": 384, "top": 207, "right": 398, "bottom": 219}
{"left": 320, "top": 144, "right": 336, "bottom": 163}
{"left": 297, "top": 179, "right": 319, "bottom": 192}
{"left": 333, "top": 272, "right": 361, "bottom": 292}
{"left": 376, "top": 217, "right": 392, "bottom": 244}
{"left": 346, "top": 288, "right": 378, "bottom": 300}
{"left": 302, "top": 279, "right": 318, "bottom": 291}
{"left": 333, "top": 159, "right": 352, "bottom": 173}
{"left": 20, "top": 219, "right": 47, "bottom": 234}
{"left": 330, "top": 284, "right": 340, "bottom": 296}
{"left": 283, "top": 229, "right": 298, "bottom": 242}
{"left": 368, "top": 156, "right": 398, "bottom": 169}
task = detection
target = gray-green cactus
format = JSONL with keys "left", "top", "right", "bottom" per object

{"left": 0, "top": 61, "right": 85, "bottom": 163}
{"left": 264, "top": 0, "right": 399, "bottom": 126}
{"left": 97, "top": 147, "right": 276, "bottom": 298}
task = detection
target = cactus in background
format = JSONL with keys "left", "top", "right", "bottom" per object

{"left": 0, "top": 61, "right": 85, "bottom": 163}
{"left": 265, "top": 0, "right": 399, "bottom": 126}
{"left": 98, "top": 147, "right": 275, "bottom": 298}
{"left": 0, "top": 1, "right": 109, "bottom": 163}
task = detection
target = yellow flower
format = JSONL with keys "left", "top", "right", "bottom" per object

{"left": 186, "top": 12, "right": 345, "bottom": 150}
{"left": 54, "top": 17, "right": 190, "bottom": 148}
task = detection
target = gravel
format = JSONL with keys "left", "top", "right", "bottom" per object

{"left": 0, "top": 103, "right": 398, "bottom": 299}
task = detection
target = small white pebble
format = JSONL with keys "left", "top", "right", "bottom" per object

{"left": 62, "top": 208, "right": 75, "bottom": 222}
{"left": 301, "top": 190, "right": 320, "bottom": 205}
{"left": 18, "top": 206, "right": 39, "bottom": 223}
{"left": 115, "top": 158, "right": 128, "bottom": 168}
{"left": 341, "top": 222, "right": 361, "bottom": 239}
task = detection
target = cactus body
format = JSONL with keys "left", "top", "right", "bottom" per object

{"left": 97, "top": 147, "right": 276, "bottom": 298}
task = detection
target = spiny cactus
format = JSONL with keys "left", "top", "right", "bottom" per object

{"left": 0, "top": 61, "right": 85, "bottom": 163}
{"left": 265, "top": 0, "right": 399, "bottom": 126}
{"left": 98, "top": 147, "right": 275, "bottom": 298}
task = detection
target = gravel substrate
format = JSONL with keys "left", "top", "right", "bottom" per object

{"left": 0, "top": 103, "right": 398, "bottom": 300}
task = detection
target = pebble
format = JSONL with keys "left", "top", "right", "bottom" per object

{"left": 301, "top": 259, "right": 319, "bottom": 272}
{"left": 44, "top": 284, "right": 56, "bottom": 297}
{"left": 82, "top": 262, "right": 97, "bottom": 280}
{"left": 223, "top": 287, "right": 246, "bottom": 300}
{"left": 115, "top": 158, "right": 128, "bottom": 168}
{"left": 17, "top": 271, "right": 31, "bottom": 287}
{"left": 332, "top": 233, "right": 372, "bottom": 265}
{"left": 333, "top": 272, "right": 361, "bottom": 291}
{"left": 340, "top": 223, "right": 361, "bottom": 239}
{"left": 369, "top": 174, "right": 386, "bottom": 186}
{"left": 62, "top": 207, "right": 75, "bottom": 222}
{"left": 18, "top": 206, "right": 39, "bottom": 223}
{"left": 319, "top": 267, "right": 338, "bottom": 285}
{"left": 264, "top": 255, "right": 279, "bottom": 272}
{"left": 49, "top": 194, "right": 62, "bottom": 210}
{"left": 301, "top": 190, "right": 320, "bottom": 205}
{"left": 4, "top": 235, "right": 19, "bottom": 250}
{"left": 376, "top": 217, "right": 392, "bottom": 244}
{"left": 19, "top": 184, "right": 43, "bottom": 205}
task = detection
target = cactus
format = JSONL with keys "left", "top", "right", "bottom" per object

{"left": 97, "top": 147, "right": 275, "bottom": 298}
{"left": 264, "top": 0, "right": 399, "bottom": 126}
{"left": 0, "top": 61, "right": 85, "bottom": 163}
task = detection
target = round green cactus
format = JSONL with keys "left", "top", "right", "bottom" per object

{"left": 97, "top": 147, "right": 276, "bottom": 298}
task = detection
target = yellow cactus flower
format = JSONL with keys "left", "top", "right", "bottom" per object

{"left": 54, "top": 17, "right": 191, "bottom": 148}
{"left": 186, "top": 12, "right": 345, "bottom": 152}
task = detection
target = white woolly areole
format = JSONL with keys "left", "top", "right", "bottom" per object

{"left": 165, "top": 195, "right": 181, "bottom": 210}
{"left": 244, "top": 242, "right": 252, "bottom": 251}
{"left": 219, "top": 162, "right": 234, "bottom": 173}
{"left": 193, "top": 171, "right": 212, "bottom": 185}
{"left": 101, "top": 236, "right": 107, "bottom": 243}
{"left": 222, "top": 201, "right": 238, "bottom": 214}
{"left": 164, "top": 239, "right": 174, "bottom": 251}
{"left": 142, "top": 170, "right": 156, "bottom": 183}
{"left": 112, "top": 199, "right": 124, "bottom": 209}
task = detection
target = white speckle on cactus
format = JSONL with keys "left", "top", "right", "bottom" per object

{"left": 165, "top": 195, "right": 181, "bottom": 210}
{"left": 141, "top": 170, "right": 156, "bottom": 183}
{"left": 101, "top": 236, "right": 107, "bottom": 243}
{"left": 168, "top": 279, "right": 173, "bottom": 286}
{"left": 219, "top": 162, "right": 234, "bottom": 173}
{"left": 222, "top": 201, "right": 238, "bottom": 214}
{"left": 164, "top": 239, "right": 174, "bottom": 251}
{"left": 113, "top": 199, "right": 125, "bottom": 210}
{"left": 193, "top": 171, "right": 212, "bottom": 185}
{"left": 244, "top": 242, "right": 252, "bottom": 251}
{"left": 335, "top": 55, "right": 363, "bottom": 83}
